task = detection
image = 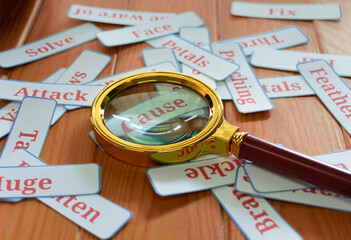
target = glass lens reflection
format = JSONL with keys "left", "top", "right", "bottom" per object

{"left": 103, "top": 82, "right": 211, "bottom": 145}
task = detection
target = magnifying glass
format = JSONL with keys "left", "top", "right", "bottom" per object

{"left": 91, "top": 71, "right": 351, "bottom": 197}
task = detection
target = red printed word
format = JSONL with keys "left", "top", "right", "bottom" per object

{"left": 14, "top": 130, "right": 38, "bottom": 152}
{"left": 0, "top": 176, "right": 52, "bottom": 195}
{"left": 14, "top": 88, "right": 88, "bottom": 101}
{"left": 131, "top": 25, "right": 173, "bottom": 38}
{"left": 69, "top": 72, "right": 87, "bottom": 84}
{"left": 239, "top": 35, "right": 284, "bottom": 49}
{"left": 19, "top": 161, "right": 101, "bottom": 223}
{"left": 298, "top": 58, "right": 335, "bottom": 68}
{"left": 262, "top": 81, "right": 301, "bottom": 94}
{"left": 185, "top": 157, "right": 245, "bottom": 180}
{"left": 309, "top": 67, "right": 351, "bottom": 119}
{"left": 0, "top": 108, "right": 17, "bottom": 122}
{"left": 161, "top": 40, "right": 209, "bottom": 67}
{"left": 231, "top": 187, "right": 279, "bottom": 234}
{"left": 269, "top": 8, "right": 296, "bottom": 16}
{"left": 121, "top": 98, "right": 188, "bottom": 135}
{"left": 72, "top": 7, "right": 167, "bottom": 22}
{"left": 25, "top": 37, "right": 75, "bottom": 57}
{"left": 52, "top": 196, "right": 100, "bottom": 223}
{"left": 190, "top": 42, "right": 204, "bottom": 75}
{"left": 218, "top": 50, "right": 256, "bottom": 105}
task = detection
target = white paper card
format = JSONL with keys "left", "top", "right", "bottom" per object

{"left": 0, "top": 69, "right": 67, "bottom": 139}
{"left": 212, "top": 42, "right": 273, "bottom": 113}
{"left": 179, "top": 27, "right": 217, "bottom": 89}
{"left": 55, "top": 50, "right": 110, "bottom": 85}
{"left": 0, "top": 97, "right": 56, "bottom": 159}
{"left": 0, "top": 102, "right": 21, "bottom": 139}
{"left": 245, "top": 149, "right": 351, "bottom": 193}
{"left": 297, "top": 60, "right": 351, "bottom": 136}
{"left": 250, "top": 48, "right": 351, "bottom": 77}
{"left": 259, "top": 75, "right": 315, "bottom": 98}
{"left": 0, "top": 79, "right": 104, "bottom": 106}
{"left": 244, "top": 163, "right": 312, "bottom": 193}
{"left": 179, "top": 27, "right": 211, "bottom": 46}
{"left": 231, "top": 2, "right": 342, "bottom": 20}
{"left": 148, "top": 35, "right": 239, "bottom": 80}
{"left": 1, "top": 150, "right": 132, "bottom": 239}
{"left": 147, "top": 156, "right": 246, "bottom": 196}
{"left": 234, "top": 166, "right": 351, "bottom": 212}
{"left": 181, "top": 64, "right": 217, "bottom": 89}
{"left": 314, "top": 149, "right": 351, "bottom": 171}
{"left": 0, "top": 23, "right": 101, "bottom": 68}
{"left": 97, "top": 11, "right": 204, "bottom": 46}
{"left": 215, "top": 26, "right": 309, "bottom": 55}
{"left": 41, "top": 69, "right": 68, "bottom": 123}
{"left": 67, "top": 4, "right": 175, "bottom": 25}
{"left": 212, "top": 185, "right": 302, "bottom": 240}
{"left": 216, "top": 81, "right": 232, "bottom": 100}
{"left": 56, "top": 50, "right": 110, "bottom": 110}
{"left": 142, "top": 48, "right": 181, "bottom": 71}
{"left": 0, "top": 164, "right": 100, "bottom": 198}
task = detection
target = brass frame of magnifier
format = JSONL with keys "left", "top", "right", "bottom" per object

{"left": 91, "top": 71, "right": 351, "bottom": 198}
{"left": 91, "top": 71, "right": 244, "bottom": 167}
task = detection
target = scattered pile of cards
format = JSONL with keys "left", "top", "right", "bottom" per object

{"left": 147, "top": 149, "right": 351, "bottom": 239}
{"left": 0, "top": 1, "right": 349, "bottom": 239}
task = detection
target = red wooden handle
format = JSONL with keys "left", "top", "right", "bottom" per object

{"left": 239, "top": 134, "right": 351, "bottom": 198}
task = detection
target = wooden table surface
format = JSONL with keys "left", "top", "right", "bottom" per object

{"left": 1, "top": 0, "right": 351, "bottom": 239}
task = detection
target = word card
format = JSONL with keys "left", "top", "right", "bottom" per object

{"left": 231, "top": 2, "right": 341, "bottom": 20}
{"left": 0, "top": 79, "right": 104, "bottom": 106}
{"left": 41, "top": 69, "right": 69, "bottom": 123}
{"left": 215, "top": 25, "right": 309, "bottom": 56}
{"left": 234, "top": 166, "right": 351, "bottom": 212}
{"left": 243, "top": 149, "right": 351, "bottom": 193}
{"left": 55, "top": 50, "right": 110, "bottom": 85}
{"left": 147, "top": 155, "right": 246, "bottom": 196}
{"left": 56, "top": 50, "right": 110, "bottom": 110}
{"left": 0, "top": 68, "right": 67, "bottom": 139}
{"left": 179, "top": 27, "right": 217, "bottom": 89}
{"left": 297, "top": 60, "right": 351, "bottom": 136}
{"left": 250, "top": 47, "right": 351, "bottom": 77}
{"left": 0, "top": 97, "right": 56, "bottom": 160}
{"left": 244, "top": 163, "right": 312, "bottom": 193}
{"left": 259, "top": 75, "right": 315, "bottom": 98}
{"left": 0, "top": 23, "right": 101, "bottom": 68}
{"left": 142, "top": 48, "right": 181, "bottom": 71}
{"left": 148, "top": 35, "right": 239, "bottom": 80}
{"left": 1, "top": 150, "right": 132, "bottom": 239}
{"left": 212, "top": 42, "right": 273, "bottom": 113}
{"left": 212, "top": 185, "right": 302, "bottom": 240}
{"left": 216, "top": 81, "right": 232, "bottom": 100}
{"left": 68, "top": 4, "right": 175, "bottom": 25}
{"left": 0, "top": 163, "right": 100, "bottom": 198}
{"left": 179, "top": 27, "right": 211, "bottom": 45}
{"left": 97, "top": 11, "right": 204, "bottom": 46}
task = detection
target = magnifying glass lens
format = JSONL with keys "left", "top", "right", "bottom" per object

{"left": 103, "top": 82, "right": 212, "bottom": 145}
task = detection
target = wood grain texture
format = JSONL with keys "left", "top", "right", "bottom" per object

{"left": 0, "top": 0, "right": 351, "bottom": 239}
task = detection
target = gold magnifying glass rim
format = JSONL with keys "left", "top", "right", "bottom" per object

{"left": 91, "top": 71, "right": 224, "bottom": 154}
